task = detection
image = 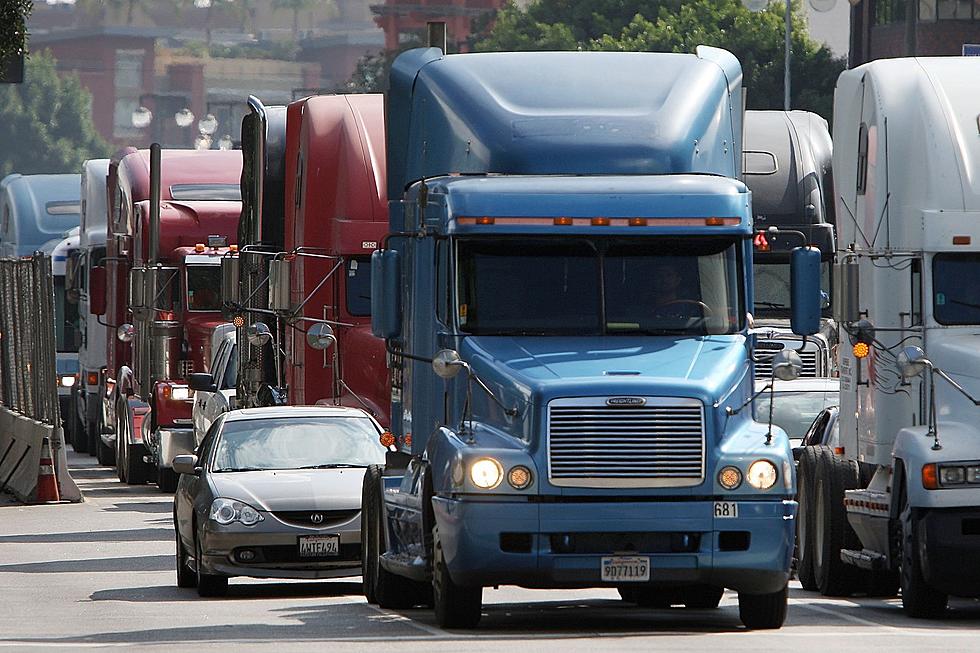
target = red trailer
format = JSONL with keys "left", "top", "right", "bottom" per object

{"left": 282, "top": 95, "right": 389, "bottom": 422}
{"left": 90, "top": 148, "right": 242, "bottom": 488}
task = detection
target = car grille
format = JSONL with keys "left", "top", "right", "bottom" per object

{"left": 754, "top": 350, "right": 818, "bottom": 379}
{"left": 273, "top": 510, "right": 360, "bottom": 528}
{"left": 547, "top": 397, "right": 705, "bottom": 488}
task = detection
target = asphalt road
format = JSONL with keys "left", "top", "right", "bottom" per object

{"left": 2, "top": 451, "right": 980, "bottom": 652}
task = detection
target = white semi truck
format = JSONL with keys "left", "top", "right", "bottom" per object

{"left": 797, "top": 56, "right": 980, "bottom": 617}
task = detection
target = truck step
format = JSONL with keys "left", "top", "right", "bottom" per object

{"left": 379, "top": 552, "right": 430, "bottom": 582}
{"left": 840, "top": 548, "right": 887, "bottom": 571}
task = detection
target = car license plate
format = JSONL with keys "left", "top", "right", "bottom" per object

{"left": 601, "top": 556, "right": 650, "bottom": 582}
{"left": 298, "top": 534, "right": 339, "bottom": 558}
{"left": 714, "top": 501, "right": 738, "bottom": 518}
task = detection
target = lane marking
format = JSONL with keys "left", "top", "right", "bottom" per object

{"left": 362, "top": 603, "right": 448, "bottom": 638}
{"left": 795, "top": 601, "right": 902, "bottom": 630}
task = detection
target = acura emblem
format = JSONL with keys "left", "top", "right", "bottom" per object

{"left": 310, "top": 513, "right": 324, "bottom": 524}
{"left": 607, "top": 397, "right": 645, "bottom": 406}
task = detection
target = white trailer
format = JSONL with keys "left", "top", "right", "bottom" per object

{"left": 798, "top": 56, "right": 980, "bottom": 617}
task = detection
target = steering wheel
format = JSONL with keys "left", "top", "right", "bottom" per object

{"left": 654, "top": 299, "right": 713, "bottom": 315}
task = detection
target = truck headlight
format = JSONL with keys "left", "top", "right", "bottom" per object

{"left": 59, "top": 374, "right": 77, "bottom": 388}
{"left": 170, "top": 385, "right": 192, "bottom": 401}
{"left": 470, "top": 458, "right": 503, "bottom": 489}
{"left": 209, "top": 498, "right": 264, "bottom": 526}
{"left": 746, "top": 460, "right": 778, "bottom": 490}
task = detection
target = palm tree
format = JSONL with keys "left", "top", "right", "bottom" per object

{"left": 272, "top": 0, "right": 335, "bottom": 41}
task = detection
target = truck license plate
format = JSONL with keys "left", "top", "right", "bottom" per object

{"left": 714, "top": 501, "right": 738, "bottom": 518}
{"left": 298, "top": 534, "right": 339, "bottom": 558}
{"left": 601, "top": 556, "right": 650, "bottom": 582}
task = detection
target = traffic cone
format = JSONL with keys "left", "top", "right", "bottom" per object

{"left": 35, "top": 437, "right": 60, "bottom": 503}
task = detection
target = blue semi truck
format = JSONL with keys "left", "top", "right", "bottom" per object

{"left": 363, "top": 47, "right": 822, "bottom": 630}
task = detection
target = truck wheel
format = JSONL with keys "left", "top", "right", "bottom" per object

{"left": 96, "top": 434, "right": 115, "bottom": 467}
{"left": 813, "top": 446, "right": 863, "bottom": 596}
{"left": 87, "top": 421, "right": 99, "bottom": 459}
{"left": 432, "top": 525, "right": 483, "bottom": 628}
{"left": 796, "top": 446, "right": 821, "bottom": 591}
{"left": 175, "top": 519, "right": 196, "bottom": 588}
{"left": 681, "top": 585, "right": 724, "bottom": 609}
{"left": 70, "top": 410, "right": 88, "bottom": 453}
{"left": 738, "top": 584, "right": 787, "bottom": 630}
{"left": 157, "top": 464, "right": 178, "bottom": 493}
{"left": 361, "top": 464, "right": 382, "bottom": 604}
{"left": 196, "top": 534, "right": 228, "bottom": 597}
{"left": 899, "top": 488, "right": 947, "bottom": 618}
{"left": 115, "top": 408, "right": 128, "bottom": 483}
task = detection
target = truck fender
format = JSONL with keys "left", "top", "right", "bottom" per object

{"left": 892, "top": 421, "right": 980, "bottom": 509}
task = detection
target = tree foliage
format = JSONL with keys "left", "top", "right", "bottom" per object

{"left": 0, "top": 51, "right": 111, "bottom": 177}
{"left": 476, "top": 0, "right": 844, "bottom": 119}
{"left": 0, "top": 0, "right": 31, "bottom": 67}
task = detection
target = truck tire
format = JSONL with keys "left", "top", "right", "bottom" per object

{"left": 362, "top": 466, "right": 429, "bottom": 609}
{"left": 87, "top": 421, "right": 99, "bottom": 459}
{"left": 96, "top": 434, "right": 115, "bottom": 467}
{"left": 738, "top": 584, "right": 787, "bottom": 630}
{"left": 361, "top": 465, "right": 382, "bottom": 604}
{"left": 70, "top": 410, "right": 88, "bottom": 454}
{"left": 899, "top": 485, "right": 947, "bottom": 618}
{"left": 157, "top": 464, "right": 178, "bottom": 493}
{"left": 796, "top": 445, "right": 821, "bottom": 591}
{"left": 813, "top": 446, "right": 863, "bottom": 596}
{"left": 432, "top": 525, "right": 483, "bottom": 628}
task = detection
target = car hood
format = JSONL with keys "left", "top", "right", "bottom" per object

{"left": 209, "top": 468, "right": 365, "bottom": 512}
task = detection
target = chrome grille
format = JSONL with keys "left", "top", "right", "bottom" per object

{"left": 754, "top": 350, "right": 818, "bottom": 379}
{"left": 547, "top": 397, "right": 705, "bottom": 488}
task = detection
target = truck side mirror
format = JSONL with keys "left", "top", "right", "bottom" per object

{"left": 128, "top": 267, "right": 146, "bottom": 309}
{"left": 268, "top": 258, "right": 290, "bottom": 312}
{"left": 221, "top": 256, "right": 240, "bottom": 305}
{"left": 188, "top": 372, "right": 217, "bottom": 393}
{"left": 371, "top": 249, "right": 402, "bottom": 339}
{"left": 790, "top": 246, "right": 821, "bottom": 336}
{"left": 90, "top": 266, "right": 106, "bottom": 316}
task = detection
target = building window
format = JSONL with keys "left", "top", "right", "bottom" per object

{"left": 113, "top": 49, "right": 145, "bottom": 139}
{"left": 875, "top": 0, "right": 906, "bottom": 23}
{"left": 919, "top": 0, "right": 938, "bottom": 21}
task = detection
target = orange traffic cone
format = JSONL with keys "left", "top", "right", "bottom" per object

{"left": 35, "top": 437, "right": 60, "bottom": 503}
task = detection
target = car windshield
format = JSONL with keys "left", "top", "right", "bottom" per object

{"left": 754, "top": 389, "right": 839, "bottom": 445}
{"left": 186, "top": 265, "right": 221, "bottom": 311}
{"left": 211, "top": 416, "right": 386, "bottom": 472}
{"left": 753, "top": 259, "right": 832, "bottom": 318}
{"left": 933, "top": 254, "right": 980, "bottom": 325}
{"left": 456, "top": 237, "right": 743, "bottom": 336}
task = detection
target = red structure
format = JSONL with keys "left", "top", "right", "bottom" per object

{"left": 371, "top": 0, "right": 506, "bottom": 52}
{"left": 849, "top": 0, "right": 980, "bottom": 65}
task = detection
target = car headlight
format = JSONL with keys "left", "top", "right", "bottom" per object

{"left": 209, "top": 498, "right": 264, "bottom": 526}
{"left": 59, "top": 374, "right": 77, "bottom": 388}
{"left": 470, "top": 458, "right": 503, "bottom": 489}
{"left": 746, "top": 459, "right": 778, "bottom": 490}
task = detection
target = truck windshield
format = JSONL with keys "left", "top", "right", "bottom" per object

{"left": 754, "top": 258, "right": 831, "bottom": 317}
{"left": 186, "top": 265, "right": 221, "bottom": 311}
{"left": 456, "top": 237, "right": 743, "bottom": 336}
{"left": 934, "top": 253, "right": 980, "bottom": 325}
{"left": 169, "top": 184, "right": 242, "bottom": 201}
{"left": 54, "top": 277, "right": 80, "bottom": 353}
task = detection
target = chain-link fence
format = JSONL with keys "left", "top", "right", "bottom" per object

{"left": 0, "top": 253, "right": 79, "bottom": 502}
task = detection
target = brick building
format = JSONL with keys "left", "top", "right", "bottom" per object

{"left": 371, "top": 0, "right": 506, "bottom": 52}
{"left": 850, "top": 0, "right": 980, "bottom": 65}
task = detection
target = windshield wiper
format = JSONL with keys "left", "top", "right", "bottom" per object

{"left": 213, "top": 467, "right": 266, "bottom": 473}
{"left": 296, "top": 464, "right": 367, "bottom": 469}
{"left": 754, "top": 301, "right": 788, "bottom": 309}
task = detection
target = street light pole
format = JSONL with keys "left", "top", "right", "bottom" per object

{"left": 784, "top": 0, "right": 791, "bottom": 110}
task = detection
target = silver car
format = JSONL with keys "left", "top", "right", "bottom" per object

{"left": 172, "top": 405, "right": 387, "bottom": 597}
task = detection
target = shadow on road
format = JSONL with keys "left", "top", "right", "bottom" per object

{"left": 0, "top": 527, "right": 172, "bottom": 544}
{"left": 0, "top": 554, "right": 172, "bottom": 574}
{"left": 90, "top": 580, "right": 364, "bottom": 603}
{"left": 101, "top": 501, "right": 173, "bottom": 513}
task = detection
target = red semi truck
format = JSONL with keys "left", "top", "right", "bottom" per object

{"left": 282, "top": 94, "right": 389, "bottom": 421}
{"left": 90, "top": 146, "right": 242, "bottom": 489}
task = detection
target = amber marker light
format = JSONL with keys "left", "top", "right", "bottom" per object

{"left": 852, "top": 342, "right": 870, "bottom": 359}
{"left": 554, "top": 216, "right": 574, "bottom": 226}
{"left": 232, "top": 314, "right": 246, "bottom": 328}
{"left": 591, "top": 217, "right": 610, "bottom": 226}
{"left": 508, "top": 465, "right": 533, "bottom": 489}
{"left": 922, "top": 463, "right": 939, "bottom": 490}
{"left": 380, "top": 430, "right": 396, "bottom": 447}
{"left": 953, "top": 236, "right": 971, "bottom": 245}
{"left": 705, "top": 217, "right": 726, "bottom": 226}
{"left": 87, "top": 372, "right": 98, "bottom": 386}
{"left": 229, "top": 244, "right": 238, "bottom": 252}
{"left": 628, "top": 217, "right": 648, "bottom": 227}
{"left": 475, "top": 216, "right": 495, "bottom": 225}
{"left": 194, "top": 243, "right": 206, "bottom": 252}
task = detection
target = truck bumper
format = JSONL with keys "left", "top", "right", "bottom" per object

{"left": 431, "top": 497, "right": 795, "bottom": 594}
{"left": 155, "top": 428, "right": 195, "bottom": 468}
{"left": 919, "top": 507, "right": 980, "bottom": 598}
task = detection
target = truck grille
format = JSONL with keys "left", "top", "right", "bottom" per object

{"left": 547, "top": 397, "right": 705, "bottom": 488}
{"left": 754, "top": 350, "right": 818, "bottom": 379}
